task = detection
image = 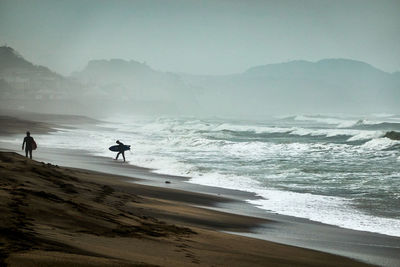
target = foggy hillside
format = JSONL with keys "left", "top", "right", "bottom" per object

{"left": 71, "top": 59, "right": 198, "bottom": 114}
{"left": 182, "top": 59, "right": 400, "bottom": 116}
{"left": 0, "top": 46, "right": 199, "bottom": 116}
{"left": 0, "top": 46, "right": 84, "bottom": 114}
{"left": 1, "top": 46, "right": 399, "bottom": 117}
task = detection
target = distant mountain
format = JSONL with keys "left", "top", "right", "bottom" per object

{"left": 72, "top": 59, "right": 199, "bottom": 114}
{"left": 181, "top": 59, "right": 400, "bottom": 116}
{"left": 245, "top": 59, "right": 387, "bottom": 76}
{"left": 0, "top": 47, "right": 200, "bottom": 116}
{"left": 72, "top": 59, "right": 154, "bottom": 84}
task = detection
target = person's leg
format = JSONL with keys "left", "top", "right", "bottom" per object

{"left": 116, "top": 152, "right": 120, "bottom": 160}
{"left": 25, "top": 149, "right": 28, "bottom": 158}
{"left": 29, "top": 149, "right": 32, "bottom": 159}
{"left": 122, "top": 152, "right": 125, "bottom": 162}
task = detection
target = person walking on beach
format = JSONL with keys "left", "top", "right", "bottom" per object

{"left": 115, "top": 140, "right": 126, "bottom": 162}
{"left": 22, "top": 131, "right": 36, "bottom": 159}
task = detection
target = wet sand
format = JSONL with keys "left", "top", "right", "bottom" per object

{"left": 1, "top": 113, "right": 398, "bottom": 266}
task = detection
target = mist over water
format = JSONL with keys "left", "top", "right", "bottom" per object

{"left": 7, "top": 112, "right": 397, "bottom": 237}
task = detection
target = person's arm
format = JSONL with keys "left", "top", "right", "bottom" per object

{"left": 22, "top": 138, "right": 25, "bottom": 150}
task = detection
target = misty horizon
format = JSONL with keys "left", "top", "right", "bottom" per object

{"left": 4, "top": 44, "right": 397, "bottom": 77}
{"left": 1, "top": 0, "right": 399, "bottom": 117}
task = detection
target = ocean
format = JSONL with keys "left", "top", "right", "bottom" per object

{"left": 8, "top": 113, "right": 400, "bottom": 237}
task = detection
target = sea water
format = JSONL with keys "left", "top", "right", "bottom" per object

{"left": 5, "top": 113, "right": 400, "bottom": 237}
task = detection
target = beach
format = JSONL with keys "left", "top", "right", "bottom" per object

{"left": 1, "top": 113, "right": 399, "bottom": 266}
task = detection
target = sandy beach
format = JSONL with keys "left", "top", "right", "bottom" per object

{"left": 1, "top": 113, "right": 399, "bottom": 266}
{"left": 2, "top": 0, "right": 400, "bottom": 265}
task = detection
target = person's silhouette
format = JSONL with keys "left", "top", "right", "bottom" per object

{"left": 22, "top": 131, "right": 36, "bottom": 159}
{"left": 115, "top": 140, "right": 126, "bottom": 162}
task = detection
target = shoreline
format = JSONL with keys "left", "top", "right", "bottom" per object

{"left": 1, "top": 114, "right": 400, "bottom": 266}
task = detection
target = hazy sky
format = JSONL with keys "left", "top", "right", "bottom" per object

{"left": 0, "top": 0, "right": 399, "bottom": 75}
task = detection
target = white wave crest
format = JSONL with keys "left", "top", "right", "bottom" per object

{"left": 294, "top": 115, "right": 357, "bottom": 128}
{"left": 289, "top": 127, "right": 381, "bottom": 140}
{"left": 347, "top": 131, "right": 384, "bottom": 141}
{"left": 212, "top": 123, "right": 291, "bottom": 134}
{"left": 361, "top": 138, "right": 400, "bottom": 150}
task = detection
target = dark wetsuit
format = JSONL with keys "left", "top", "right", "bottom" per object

{"left": 116, "top": 142, "right": 126, "bottom": 162}
{"left": 23, "top": 136, "right": 34, "bottom": 159}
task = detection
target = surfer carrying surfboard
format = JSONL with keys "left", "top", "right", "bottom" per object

{"left": 109, "top": 141, "right": 131, "bottom": 162}
{"left": 22, "top": 131, "right": 36, "bottom": 159}
{"left": 115, "top": 140, "right": 126, "bottom": 162}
